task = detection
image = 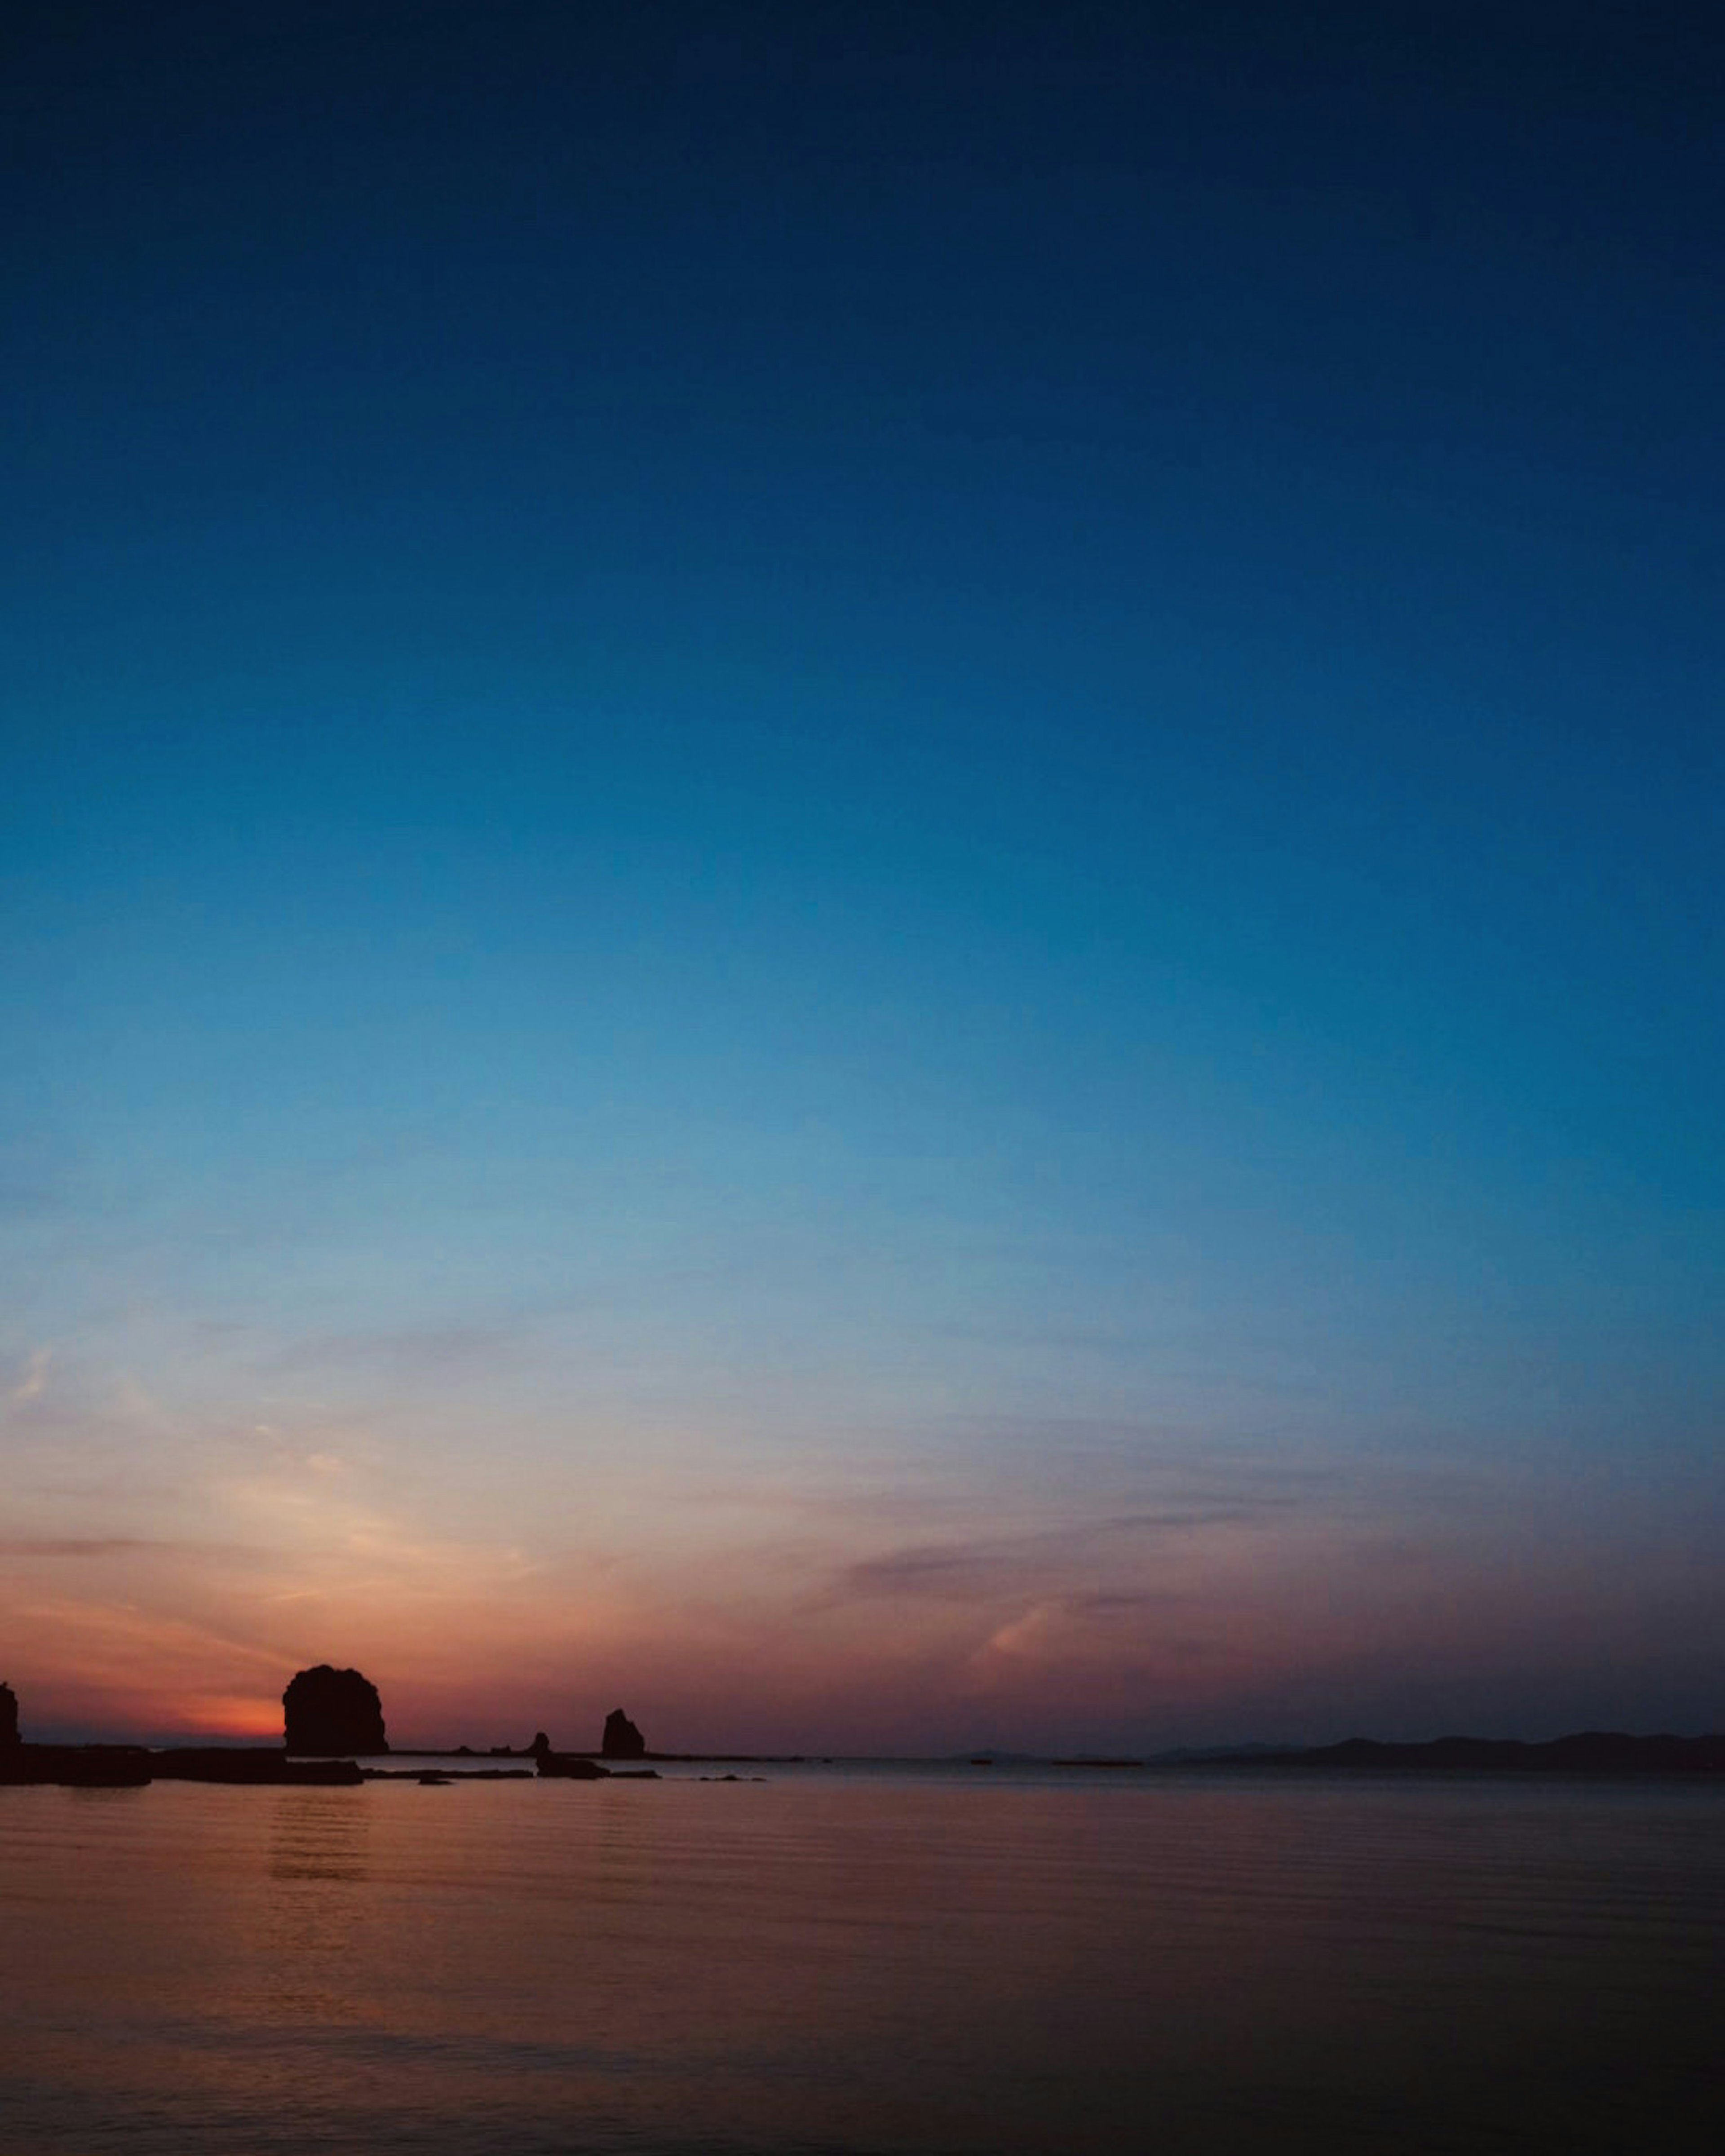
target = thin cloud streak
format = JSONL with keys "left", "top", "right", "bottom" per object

{"left": 269, "top": 1322, "right": 521, "bottom": 1374}
{"left": 9, "top": 1347, "right": 52, "bottom": 1401}
{"left": 0, "top": 1537, "right": 247, "bottom": 1560}
{"left": 822, "top": 1506, "right": 1303, "bottom": 1608}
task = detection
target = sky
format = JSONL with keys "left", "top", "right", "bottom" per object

{"left": 3, "top": 0, "right": 1721, "bottom": 1752}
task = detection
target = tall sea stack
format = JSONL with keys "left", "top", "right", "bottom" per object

{"left": 0, "top": 1682, "right": 18, "bottom": 1747}
{"left": 601, "top": 1707, "right": 646, "bottom": 1760}
{"left": 283, "top": 1666, "right": 387, "bottom": 1755}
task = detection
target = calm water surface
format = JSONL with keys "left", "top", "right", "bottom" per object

{"left": 1, "top": 1765, "right": 1720, "bottom": 2154}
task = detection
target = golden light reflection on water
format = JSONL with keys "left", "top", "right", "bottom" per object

{"left": 0, "top": 1771, "right": 1721, "bottom": 2155}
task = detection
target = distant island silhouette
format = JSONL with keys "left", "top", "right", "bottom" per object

{"left": 1242, "top": 1732, "right": 1725, "bottom": 1773}
{"left": 1, "top": 1670, "right": 1721, "bottom": 1787}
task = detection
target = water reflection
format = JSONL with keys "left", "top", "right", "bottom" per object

{"left": 262, "top": 1791, "right": 372, "bottom": 2029}
{"left": 270, "top": 1790, "right": 371, "bottom": 1884}
{"left": 0, "top": 1774, "right": 1720, "bottom": 2154}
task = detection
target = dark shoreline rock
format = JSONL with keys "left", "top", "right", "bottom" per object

{"left": 154, "top": 1748, "right": 363, "bottom": 1785}
{"left": 0, "top": 1745, "right": 154, "bottom": 1788}
{"left": 362, "top": 1766, "right": 534, "bottom": 1780}
{"left": 536, "top": 1752, "right": 610, "bottom": 1779}
{"left": 0, "top": 1744, "right": 365, "bottom": 1787}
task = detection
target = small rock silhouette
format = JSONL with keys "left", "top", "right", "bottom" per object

{"left": 0, "top": 1682, "right": 18, "bottom": 1747}
{"left": 601, "top": 1707, "right": 646, "bottom": 1759}
{"left": 283, "top": 1665, "right": 387, "bottom": 1755}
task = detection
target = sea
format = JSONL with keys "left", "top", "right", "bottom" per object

{"left": 1, "top": 1758, "right": 1720, "bottom": 2154}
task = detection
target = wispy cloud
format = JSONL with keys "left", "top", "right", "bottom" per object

{"left": 0, "top": 1536, "right": 256, "bottom": 1560}
{"left": 269, "top": 1322, "right": 517, "bottom": 1375}
{"left": 969, "top": 1593, "right": 1230, "bottom": 1679}
{"left": 10, "top": 1347, "right": 51, "bottom": 1402}
{"left": 0, "top": 1537, "right": 155, "bottom": 1558}
{"left": 829, "top": 1542, "right": 1009, "bottom": 1602}
{"left": 817, "top": 1459, "right": 1349, "bottom": 1613}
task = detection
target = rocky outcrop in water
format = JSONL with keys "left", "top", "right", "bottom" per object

{"left": 0, "top": 1683, "right": 17, "bottom": 1747}
{"left": 0, "top": 1744, "right": 152, "bottom": 1787}
{"left": 601, "top": 1707, "right": 646, "bottom": 1759}
{"left": 537, "top": 1751, "right": 610, "bottom": 1779}
{"left": 0, "top": 1743, "right": 361, "bottom": 1788}
{"left": 283, "top": 1665, "right": 387, "bottom": 1755}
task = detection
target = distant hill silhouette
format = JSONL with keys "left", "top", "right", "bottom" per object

{"left": 1255, "top": 1731, "right": 1725, "bottom": 1773}
{"left": 283, "top": 1665, "right": 387, "bottom": 1755}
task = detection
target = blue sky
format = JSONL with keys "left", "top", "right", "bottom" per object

{"left": 2, "top": 1, "right": 1721, "bottom": 1747}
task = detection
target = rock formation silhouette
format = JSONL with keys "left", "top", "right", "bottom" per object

{"left": 529, "top": 1731, "right": 551, "bottom": 1760}
{"left": 283, "top": 1665, "right": 387, "bottom": 1755}
{"left": 0, "top": 1682, "right": 18, "bottom": 1747}
{"left": 601, "top": 1706, "right": 646, "bottom": 1759}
